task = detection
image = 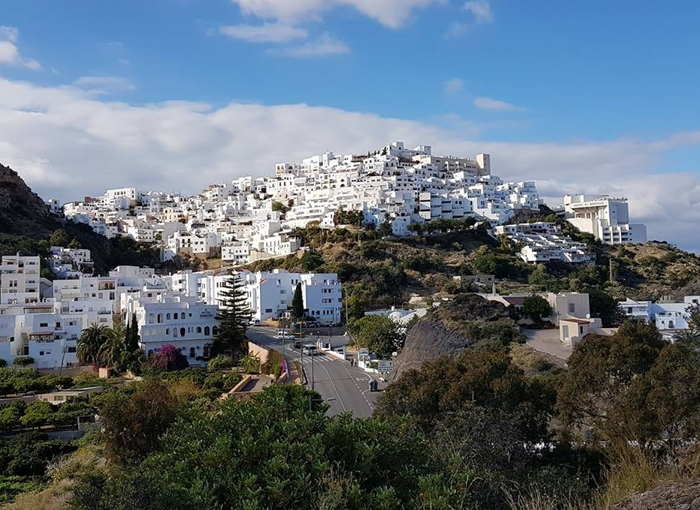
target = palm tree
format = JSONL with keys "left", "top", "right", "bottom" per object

{"left": 77, "top": 324, "right": 112, "bottom": 366}
{"left": 98, "top": 321, "right": 126, "bottom": 368}
{"left": 675, "top": 329, "right": 700, "bottom": 349}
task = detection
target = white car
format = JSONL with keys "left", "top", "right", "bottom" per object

{"left": 274, "top": 332, "right": 294, "bottom": 340}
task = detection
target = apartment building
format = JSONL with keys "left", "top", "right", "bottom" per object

{"left": 0, "top": 255, "right": 41, "bottom": 305}
{"left": 563, "top": 194, "right": 647, "bottom": 245}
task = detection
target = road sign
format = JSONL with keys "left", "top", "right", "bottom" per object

{"left": 358, "top": 348, "right": 369, "bottom": 359}
{"left": 377, "top": 360, "right": 394, "bottom": 372}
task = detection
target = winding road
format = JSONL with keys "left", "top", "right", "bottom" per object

{"left": 246, "top": 327, "right": 382, "bottom": 418}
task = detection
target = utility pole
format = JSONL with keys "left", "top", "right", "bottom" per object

{"left": 311, "top": 344, "right": 315, "bottom": 391}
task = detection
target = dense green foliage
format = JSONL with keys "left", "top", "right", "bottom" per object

{"left": 0, "top": 368, "right": 72, "bottom": 396}
{"left": 556, "top": 321, "right": 700, "bottom": 449}
{"left": 71, "top": 385, "right": 482, "bottom": 510}
{"left": 522, "top": 295, "right": 554, "bottom": 322}
{"left": 348, "top": 315, "right": 406, "bottom": 358}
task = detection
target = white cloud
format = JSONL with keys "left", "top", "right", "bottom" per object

{"left": 229, "top": 0, "right": 445, "bottom": 29}
{"left": 73, "top": 76, "right": 136, "bottom": 95}
{"left": 0, "top": 26, "right": 41, "bottom": 70}
{"left": 474, "top": 96, "right": 525, "bottom": 112}
{"left": 0, "top": 76, "right": 699, "bottom": 251}
{"left": 219, "top": 22, "right": 308, "bottom": 43}
{"left": 274, "top": 34, "right": 350, "bottom": 58}
{"left": 463, "top": 1, "right": 493, "bottom": 24}
{"left": 444, "top": 78, "right": 465, "bottom": 96}
{"left": 446, "top": 1, "right": 493, "bottom": 37}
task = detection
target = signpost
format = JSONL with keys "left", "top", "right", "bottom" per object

{"left": 377, "top": 360, "right": 394, "bottom": 373}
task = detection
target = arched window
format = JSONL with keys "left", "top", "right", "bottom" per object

{"left": 204, "top": 326, "right": 210, "bottom": 336}
{"left": 173, "top": 313, "right": 179, "bottom": 320}
{"left": 165, "top": 328, "right": 170, "bottom": 335}
{"left": 196, "top": 327, "right": 202, "bottom": 334}
{"left": 203, "top": 344, "right": 210, "bottom": 358}
{"left": 180, "top": 328, "right": 186, "bottom": 337}
{"left": 212, "top": 326, "right": 218, "bottom": 336}
{"left": 149, "top": 313, "right": 155, "bottom": 324}
{"left": 166, "top": 313, "right": 171, "bottom": 320}
{"left": 157, "top": 313, "right": 163, "bottom": 324}
{"left": 189, "top": 347, "right": 196, "bottom": 358}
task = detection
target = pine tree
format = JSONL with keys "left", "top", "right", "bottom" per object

{"left": 292, "top": 283, "right": 304, "bottom": 320}
{"left": 214, "top": 273, "right": 251, "bottom": 357}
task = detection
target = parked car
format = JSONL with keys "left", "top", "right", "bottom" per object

{"left": 293, "top": 340, "right": 302, "bottom": 349}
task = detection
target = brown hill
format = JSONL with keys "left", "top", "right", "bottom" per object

{"left": 0, "top": 162, "right": 56, "bottom": 237}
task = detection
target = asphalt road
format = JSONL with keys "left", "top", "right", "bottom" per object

{"left": 246, "top": 327, "right": 381, "bottom": 418}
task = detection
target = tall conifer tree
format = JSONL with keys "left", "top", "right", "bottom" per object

{"left": 214, "top": 273, "right": 251, "bottom": 357}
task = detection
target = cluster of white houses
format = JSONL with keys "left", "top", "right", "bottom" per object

{"left": 58, "top": 142, "right": 542, "bottom": 265}
{"left": 0, "top": 254, "right": 342, "bottom": 369}
{"left": 492, "top": 195, "right": 648, "bottom": 265}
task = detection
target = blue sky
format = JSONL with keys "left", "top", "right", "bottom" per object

{"left": 1, "top": 0, "right": 699, "bottom": 249}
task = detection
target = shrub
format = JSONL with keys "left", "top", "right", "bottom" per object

{"left": 12, "top": 357, "right": 34, "bottom": 367}
{"left": 207, "top": 355, "right": 234, "bottom": 372}
{"left": 150, "top": 345, "right": 189, "bottom": 372}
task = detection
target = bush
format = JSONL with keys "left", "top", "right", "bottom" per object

{"left": 238, "top": 354, "right": 261, "bottom": 374}
{"left": 12, "top": 357, "right": 34, "bottom": 367}
{"left": 207, "top": 355, "right": 234, "bottom": 372}
{"left": 0, "top": 359, "right": 6, "bottom": 368}
{"left": 150, "top": 345, "right": 189, "bottom": 372}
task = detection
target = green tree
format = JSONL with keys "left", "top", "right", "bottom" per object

{"left": 556, "top": 321, "right": 666, "bottom": 442}
{"left": 99, "top": 379, "right": 179, "bottom": 465}
{"left": 377, "top": 220, "right": 393, "bottom": 237}
{"left": 292, "top": 282, "right": 304, "bottom": 320}
{"left": 207, "top": 355, "right": 234, "bottom": 372}
{"left": 77, "top": 324, "right": 112, "bottom": 366}
{"left": 98, "top": 321, "right": 125, "bottom": 368}
{"left": 124, "top": 313, "right": 141, "bottom": 353}
{"left": 347, "top": 315, "right": 405, "bottom": 359}
{"left": 213, "top": 273, "right": 251, "bottom": 357}
{"left": 522, "top": 295, "right": 553, "bottom": 323}
{"left": 49, "top": 229, "right": 70, "bottom": 247}
{"left": 584, "top": 287, "right": 624, "bottom": 327}
{"left": 375, "top": 347, "right": 555, "bottom": 441}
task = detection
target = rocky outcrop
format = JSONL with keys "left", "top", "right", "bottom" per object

{"left": 390, "top": 294, "right": 516, "bottom": 380}
{"left": 611, "top": 482, "right": 700, "bottom": 510}
{"left": 0, "top": 163, "right": 55, "bottom": 237}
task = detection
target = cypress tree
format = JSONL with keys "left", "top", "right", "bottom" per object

{"left": 292, "top": 283, "right": 304, "bottom": 320}
{"left": 214, "top": 273, "right": 251, "bottom": 357}
{"left": 125, "top": 312, "right": 141, "bottom": 353}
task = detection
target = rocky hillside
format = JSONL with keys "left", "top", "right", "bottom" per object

{"left": 0, "top": 162, "right": 56, "bottom": 237}
{"left": 611, "top": 481, "right": 700, "bottom": 510}
{"left": 0, "top": 163, "right": 161, "bottom": 274}
{"left": 390, "top": 294, "right": 522, "bottom": 380}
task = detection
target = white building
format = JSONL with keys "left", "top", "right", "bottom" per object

{"left": 126, "top": 293, "right": 219, "bottom": 365}
{"left": 620, "top": 295, "right": 700, "bottom": 339}
{"left": 165, "top": 269, "right": 343, "bottom": 325}
{"left": 563, "top": 194, "right": 647, "bottom": 245}
{"left": 493, "top": 223, "right": 594, "bottom": 265}
{"left": 0, "top": 255, "right": 41, "bottom": 305}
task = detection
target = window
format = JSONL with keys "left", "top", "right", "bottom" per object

{"left": 204, "top": 326, "right": 210, "bottom": 336}
{"left": 568, "top": 303, "right": 575, "bottom": 314}
{"left": 180, "top": 328, "right": 186, "bottom": 337}
{"left": 196, "top": 327, "right": 202, "bottom": 334}
{"left": 174, "top": 313, "right": 179, "bottom": 320}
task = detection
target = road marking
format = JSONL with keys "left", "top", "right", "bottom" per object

{"left": 318, "top": 361, "right": 347, "bottom": 413}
